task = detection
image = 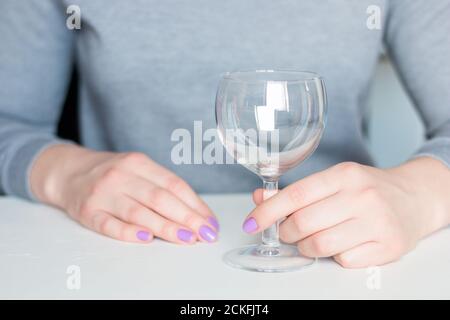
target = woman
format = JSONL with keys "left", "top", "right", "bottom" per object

{"left": 1, "top": 0, "right": 449, "bottom": 268}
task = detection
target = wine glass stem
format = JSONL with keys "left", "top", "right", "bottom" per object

{"left": 261, "top": 179, "right": 279, "bottom": 247}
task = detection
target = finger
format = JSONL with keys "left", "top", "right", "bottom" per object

{"left": 122, "top": 154, "right": 215, "bottom": 220}
{"left": 253, "top": 188, "right": 287, "bottom": 205}
{"left": 252, "top": 189, "right": 264, "bottom": 205}
{"left": 334, "top": 242, "right": 389, "bottom": 268}
{"left": 111, "top": 197, "right": 197, "bottom": 245}
{"left": 244, "top": 166, "right": 344, "bottom": 233}
{"left": 150, "top": 166, "right": 215, "bottom": 219}
{"left": 120, "top": 178, "right": 218, "bottom": 243}
{"left": 279, "top": 192, "right": 354, "bottom": 243}
{"left": 80, "top": 210, "right": 154, "bottom": 243}
{"left": 297, "top": 218, "right": 373, "bottom": 258}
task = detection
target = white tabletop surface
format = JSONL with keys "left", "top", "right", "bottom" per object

{"left": 0, "top": 194, "right": 449, "bottom": 299}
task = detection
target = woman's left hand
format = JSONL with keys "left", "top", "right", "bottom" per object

{"left": 246, "top": 157, "right": 450, "bottom": 268}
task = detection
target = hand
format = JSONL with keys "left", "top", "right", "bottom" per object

{"left": 31, "top": 144, "right": 219, "bottom": 244}
{"left": 247, "top": 158, "right": 450, "bottom": 268}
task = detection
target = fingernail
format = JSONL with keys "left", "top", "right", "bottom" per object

{"left": 136, "top": 230, "right": 150, "bottom": 241}
{"left": 177, "top": 229, "right": 194, "bottom": 243}
{"left": 199, "top": 225, "right": 217, "bottom": 242}
{"left": 208, "top": 216, "right": 220, "bottom": 231}
{"left": 243, "top": 217, "right": 258, "bottom": 233}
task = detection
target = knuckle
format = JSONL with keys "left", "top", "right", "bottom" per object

{"left": 336, "top": 161, "right": 359, "bottom": 171}
{"left": 77, "top": 202, "right": 94, "bottom": 223}
{"left": 166, "top": 176, "right": 188, "bottom": 193}
{"left": 296, "top": 241, "right": 306, "bottom": 254}
{"left": 148, "top": 186, "right": 169, "bottom": 207}
{"left": 361, "top": 187, "right": 383, "bottom": 204}
{"left": 338, "top": 162, "right": 368, "bottom": 184}
{"left": 293, "top": 212, "right": 310, "bottom": 235}
{"left": 335, "top": 253, "right": 354, "bottom": 268}
{"left": 120, "top": 152, "right": 148, "bottom": 166}
{"left": 99, "top": 218, "right": 111, "bottom": 235}
{"left": 125, "top": 204, "right": 142, "bottom": 222}
{"left": 91, "top": 212, "right": 108, "bottom": 233}
{"left": 288, "top": 183, "right": 305, "bottom": 205}
{"left": 102, "top": 167, "right": 122, "bottom": 182}
{"left": 297, "top": 241, "right": 313, "bottom": 257}
{"left": 160, "top": 221, "right": 173, "bottom": 238}
{"left": 118, "top": 226, "right": 126, "bottom": 240}
{"left": 310, "top": 235, "right": 331, "bottom": 256}
{"left": 181, "top": 213, "right": 197, "bottom": 227}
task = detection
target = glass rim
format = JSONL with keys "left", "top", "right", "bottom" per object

{"left": 222, "top": 69, "right": 323, "bottom": 83}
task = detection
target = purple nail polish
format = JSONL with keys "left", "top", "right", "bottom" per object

{"left": 136, "top": 230, "right": 150, "bottom": 241}
{"left": 177, "top": 229, "right": 194, "bottom": 242}
{"left": 208, "top": 217, "right": 220, "bottom": 231}
{"left": 199, "top": 225, "right": 217, "bottom": 243}
{"left": 243, "top": 217, "right": 258, "bottom": 233}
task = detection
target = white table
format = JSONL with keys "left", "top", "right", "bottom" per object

{"left": 0, "top": 194, "right": 449, "bottom": 299}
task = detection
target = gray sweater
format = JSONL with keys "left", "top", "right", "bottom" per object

{"left": 1, "top": 0, "right": 450, "bottom": 200}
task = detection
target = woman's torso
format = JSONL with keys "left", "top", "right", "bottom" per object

{"left": 71, "top": 0, "right": 386, "bottom": 192}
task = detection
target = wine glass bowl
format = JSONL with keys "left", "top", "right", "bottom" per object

{"left": 215, "top": 70, "right": 327, "bottom": 272}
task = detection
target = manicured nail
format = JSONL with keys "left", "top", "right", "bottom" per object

{"left": 177, "top": 229, "right": 194, "bottom": 243}
{"left": 208, "top": 217, "right": 220, "bottom": 231}
{"left": 243, "top": 217, "right": 258, "bottom": 233}
{"left": 136, "top": 230, "right": 150, "bottom": 241}
{"left": 199, "top": 225, "right": 217, "bottom": 242}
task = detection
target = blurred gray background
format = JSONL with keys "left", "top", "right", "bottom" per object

{"left": 366, "top": 56, "right": 424, "bottom": 168}
{"left": 57, "top": 56, "right": 424, "bottom": 169}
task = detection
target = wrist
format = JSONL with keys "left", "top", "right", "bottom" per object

{"left": 30, "top": 144, "right": 103, "bottom": 210}
{"left": 389, "top": 157, "right": 450, "bottom": 238}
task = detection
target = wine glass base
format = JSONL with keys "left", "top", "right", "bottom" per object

{"left": 224, "top": 244, "right": 316, "bottom": 273}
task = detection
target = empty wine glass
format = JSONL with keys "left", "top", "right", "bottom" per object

{"left": 215, "top": 70, "right": 327, "bottom": 272}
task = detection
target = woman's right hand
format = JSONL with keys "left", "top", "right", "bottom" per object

{"left": 30, "top": 144, "right": 219, "bottom": 244}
